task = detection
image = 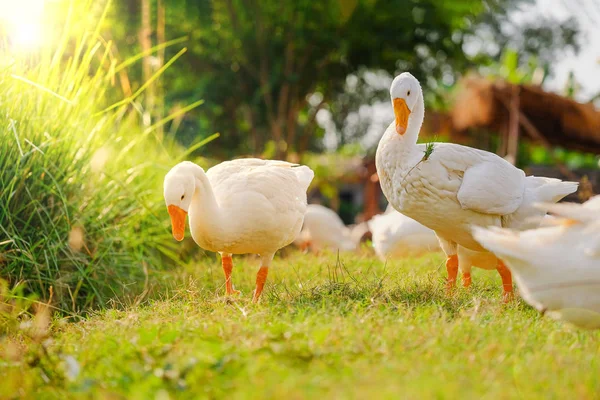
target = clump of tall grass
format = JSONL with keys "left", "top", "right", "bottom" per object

{"left": 0, "top": 1, "right": 205, "bottom": 314}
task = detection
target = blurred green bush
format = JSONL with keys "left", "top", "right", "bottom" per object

{"left": 0, "top": 1, "right": 201, "bottom": 314}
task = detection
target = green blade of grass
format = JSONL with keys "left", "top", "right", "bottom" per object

{"left": 143, "top": 99, "right": 205, "bottom": 135}
{"left": 113, "top": 36, "right": 189, "bottom": 73}
{"left": 96, "top": 47, "right": 188, "bottom": 115}
{"left": 178, "top": 133, "right": 221, "bottom": 160}
{"left": 11, "top": 75, "right": 74, "bottom": 105}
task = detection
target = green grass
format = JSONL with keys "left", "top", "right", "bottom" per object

{"left": 0, "top": 0, "right": 209, "bottom": 313}
{"left": 2, "top": 250, "right": 599, "bottom": 399}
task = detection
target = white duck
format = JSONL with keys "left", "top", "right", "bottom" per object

{"left": 368, "top": 206, "right": 440, "bottom": 260}
{"left": 375, "top": 72, "right": 578, "bottom": 300}
{"left": 163, "top": 159, "right": 314, "bottom": 302}
{"left": 473, "top": 196, "right": 600, "bottom": 328}
{"left": 294, "top": 204, "right": 368, "bottom": 253}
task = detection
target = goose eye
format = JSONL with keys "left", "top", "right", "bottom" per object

{"left": 407, "top": 90, "right": 411, "bottom": 96}
{"left": 181, "top": 195, "right": 185, "bottom": 200}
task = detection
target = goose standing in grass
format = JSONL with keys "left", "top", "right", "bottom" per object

{"left": 375, "top": 72, "right": 578, "bottom": 300}
{"left": 294, "top": 204, "right": 368, "bottom": 253}
{"left": 163, "top": 159, "right": 314, "bottom": 302}
{"left": 473, "top": 196, "right": 600, "bottom": 328}
{"left": 368, "top": 208, "right": 440, "bottom": 260}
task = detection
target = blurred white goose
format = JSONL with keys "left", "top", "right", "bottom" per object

{"left": 456, "top": 212, "right": 563, "bottom": 286}
{"left": 163, "top": 159, "right": 314, "bottom": 302}
{"left": 368, "top": 206, "right": 440, "bottom": 260}
{"left": 294, "top": 204, "right": 368, "bottom": 252}
{"left": 473, "top": 196, "right": 600, "bottom": 328}
{"left": 369, "top": 207, "right": 497, "bottom": 277}
{"left": 375, "top": 72, "right": 578, "bottom": 300}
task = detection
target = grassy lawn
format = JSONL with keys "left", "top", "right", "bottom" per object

{"left": 2, "top": 250, "right": 599, "bottom": 399}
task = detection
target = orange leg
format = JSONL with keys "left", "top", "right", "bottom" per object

{"left": 221, "top": 255, "right": 240, "bottom": 296}
{"left": 299, "top": 241, "right": 311, "bottom": 253}
{"left": 497, "top": 259, "right": 514, "bottom": 303}
{"left": 462, "top": 272, "right": 472, "bottom": 288}
{"left": 252, "top": 266, "right": 269, "bottom": 303}
{"left": 445, "top": 254, "right": 459, "bottom": 291}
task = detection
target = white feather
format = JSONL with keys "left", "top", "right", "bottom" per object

{"left": 295, "top": 204, "right": 365, "bottom": 252}
{"left": 368, "top": 210, "right": 440, "bottom": 260}
{"left": 473, "top": 196, "right": 600, "bottom": 329}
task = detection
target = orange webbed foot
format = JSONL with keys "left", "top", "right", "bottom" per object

{"left": 445, "top": 255, "right": 459, "bottom": 294}
{"left": 221, "top": 254, "right": 241, "bottom": 297}
{"left": 502, "top": 290, "right": 515, "bottom": 304}
{"left": 462, "top": 272, "right": 472, "bottom": 288}
{"left": 252, "top": 266, "right": 269, "bottom": 303}
{"left": 497, "top": 259, "right": 514, "bottom": 303}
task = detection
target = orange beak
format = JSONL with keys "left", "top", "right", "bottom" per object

{"left": 393, "top": 98, "right": 411, "bottom": 135}
{"left": 167, "top": 205, "right": 187, "bottom": 241}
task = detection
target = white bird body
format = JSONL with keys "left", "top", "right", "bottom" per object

{"left": 295, "top": 204, "right": 367, "bottom": 252}
{"left": 188, "top": 159, "right": 313, "bottom": 254}
{"left": 473, "top": 196, "right": 600, "bottom": 329}
{"left": 368, "top": 209, "right": 440, "bottom": 260}
{"left": 377, "top": 130, "right": 577, "bottom": 252}
{"left": 377, "top": 140, "right": 510, "bottom": 251}
{"left": 369, "top": 208, "right": 498, "bottom": 275}
{"left": 163, "top": 158, "right": 314, "bottom": 301}
{"left": 376, "top": 73, "right": 577, "bottom": 297}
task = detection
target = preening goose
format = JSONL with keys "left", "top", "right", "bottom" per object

{"left": 368, "top": 208, "right": 440, "bottom": 260}
{"left": 294, "top": 204, "right": 368, "bottom": 253}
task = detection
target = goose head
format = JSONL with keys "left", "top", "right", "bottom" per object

{"left": 163, "top": 166, "right": 195, "bottom": 241}
{"left": 389, "top": 72, "right": 422, "bottom": 135}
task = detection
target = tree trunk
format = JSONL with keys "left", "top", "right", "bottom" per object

{"left": 506, "top": 86, "right": 520, "bottom": 165}
{"left": 298, "top": 98, "right": 326, "bottom": 156}
{"left": 284, "top": 98, "right": 300, "bottom": 157}
{"left": 277, "top": 41, "right": 295, "bottom": 159}
{"left": 156, "top": 0, "right": 166, "bottom": 137}
{"left": 139, "top": 0, "right": 153, "bottom": 126}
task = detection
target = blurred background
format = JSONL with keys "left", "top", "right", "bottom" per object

{"left": 1, "top": 0, "right": 599, "bottom": 312}
{"left": 85, "top": 1, "right": 600, "bottom": 218}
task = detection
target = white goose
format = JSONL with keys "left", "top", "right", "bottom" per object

{"left": 368, "top": 206, "right": 440, "bottom": 260}
{"left": 163, "top": 159, "right": 314, "bottom": 302}
{"left": 473, "top": 196, "right": 600, "bottom": 328}
{"left": 368, "top": 207, "right": 497, "bottom": 277}
{"left": 294, "top": 204, "right": 368, "bottom": 253}
{"left": 375, "top": 72, "right": 578, "bottom": 300}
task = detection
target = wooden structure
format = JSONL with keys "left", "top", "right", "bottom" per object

{"left": 451, "top": 78, "right": 600, "bottom": 179}
{"left": 361, "top": 158, "right": 381, "bottom": 221}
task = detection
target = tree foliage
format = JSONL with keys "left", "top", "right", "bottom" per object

{"left": 110, "top": 0, "right": 579, "bottom": 157}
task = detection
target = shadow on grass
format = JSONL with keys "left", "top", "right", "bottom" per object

{"left": 265, "top": 275, "right": 513, "bottom": 320}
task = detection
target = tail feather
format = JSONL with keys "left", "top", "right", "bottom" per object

{"left": 526, "top": 176, "right": 578, "bottom": 204}
{"left": 507, "top": 177, "right": 578, "bottom": 230}
{"left": 293, "top": 165, "right": 315, "bottom": 192}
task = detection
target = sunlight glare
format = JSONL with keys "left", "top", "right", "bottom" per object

{"left": 0, "top": 0, "right": 46, "bottom": 50}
